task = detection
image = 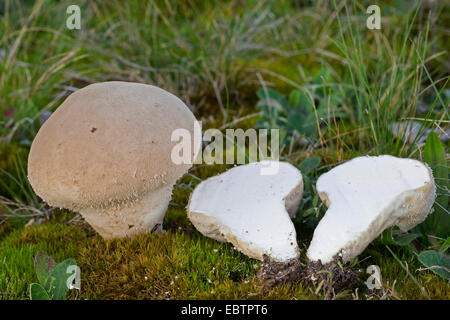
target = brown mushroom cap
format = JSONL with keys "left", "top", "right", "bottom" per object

{"left": 28, "top": 81, "right": 199, "bottom": 237}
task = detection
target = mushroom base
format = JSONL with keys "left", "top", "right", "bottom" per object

{"left": 79, "top": 185, "right": 173, "bottom": 239}
{"left": 257, "top": 255, "right": 303, "bottom": 290}
{"left": 305, "top": 257, "right": 359, "bottom": 298}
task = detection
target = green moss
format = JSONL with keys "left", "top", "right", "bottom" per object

{"left": 0, "top": 222, "right": 87, "bottom": 299}
{"left": 1, "top": 211, "right": 448, "bottom": 300}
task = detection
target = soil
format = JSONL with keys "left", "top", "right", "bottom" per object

{"left": 257, "top": 254, "right": 360, "bottom": 298}
{"left": 304, "top": 256, "right": 360, "bottom": 299}
{"left": 257, "top": 255, "right": 303, "bottom": 290}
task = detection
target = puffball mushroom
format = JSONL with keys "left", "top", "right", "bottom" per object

{"left": 307, "top": 155, "right": 436, "bottom": 265}
{"left": 187, "top": 161, "right": 303, "bottom": 262}
{"left": 28, "top": 81, "right": 200, "bottom": 239}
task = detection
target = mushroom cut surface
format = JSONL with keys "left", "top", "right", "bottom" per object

{"left": 188, "top": 161, "right": 303, "bottom": 262}
{"left": 307, "top": 155, "right": 436, "bottom": 264}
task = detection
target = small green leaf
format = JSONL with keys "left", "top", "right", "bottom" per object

{"left": 379, "top": 228, "right": 399, "bottom": 245}
{"left": 379, "top": 227, "right": 420, "bottom": 246}
{"left": 289, "top": 89, "right": 311, "bottom": 109}
{"left": 417, "top": 250, "right": 450, "bottom": 281}
{"left": 34, "top": 251, "right": 56, "bottom": 286}
{"left": 424, "top": 132, "right": 446, "bottom": 165}
{"left": 299, "top": 156, "right": 321, "bottom": 175}
{"left": 286, "top": 112, "right": 304, "bottom": 132}
{"left": 312, "top": 194, "right": 319, "bottom": 207}
{"left": 302, "top": 207, "right": 316, "bottom": 218}
{"left": 394, "top": 232, "right": 421, "bottom": 246}
{"left": 30, "top": 283, "right": 50, "bottom": 300}
{"left": 422, "top": 132, "right": 449, "bottom": 238}
{"left": 45, "top": 259, "right": 77, "bottom": 300}
{"left": 349, "top": 257, "right": 359, "bottom": 268}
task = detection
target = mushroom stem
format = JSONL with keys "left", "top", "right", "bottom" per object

{"left": 80, "top": 185, "right": 173, "bottom": 239}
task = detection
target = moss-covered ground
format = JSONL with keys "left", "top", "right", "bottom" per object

{"left": 0, "top": 0, "right": 449, "bottom": 299}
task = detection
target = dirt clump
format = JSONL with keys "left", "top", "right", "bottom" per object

{"left": 257, "top": 255, "right": 303, "bottom": 290}
{"left": 304, "top": 256, "right": 359, "bottom": 299}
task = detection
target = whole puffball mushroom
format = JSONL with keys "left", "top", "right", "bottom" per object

{"left": 307, "top": 155, "right": 436, "bottom": 266}
{"left": 28, "top": 81, "right": 201, "bottom": 239}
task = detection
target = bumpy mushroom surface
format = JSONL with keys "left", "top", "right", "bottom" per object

{"left": 28, "top": 81, "right": 200, "bottom": 239}
{"left": 307, "top": 155, "right": 436, "bottom": 265}
{"left": 187, "top": 161, "right": 303, "bottom": 262}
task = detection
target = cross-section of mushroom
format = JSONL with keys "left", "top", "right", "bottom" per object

{"left": 28, "top": 81, "right": 201, "bottom": 239}
{"left": 307, "top": 155, "right": 436, "bottom": 265}
{"left": 187, "top": 161, "right": 303, "bottom": 262}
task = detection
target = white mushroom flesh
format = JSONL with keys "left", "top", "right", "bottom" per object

{"left": 307, "top": 155, "right": 436, "bottom": 264}
{"left": 188, "top": 161, "right": 303, "bottom": 262}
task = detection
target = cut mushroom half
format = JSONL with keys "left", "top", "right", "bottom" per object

{"left": 187, "top": 161, "right": 303, "bottom": 262}
{"left": 28, "top": 81, "right": 201, "bottom": 239}
{"left": 307, "top": 155, "right": 436, "bottom": 265}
